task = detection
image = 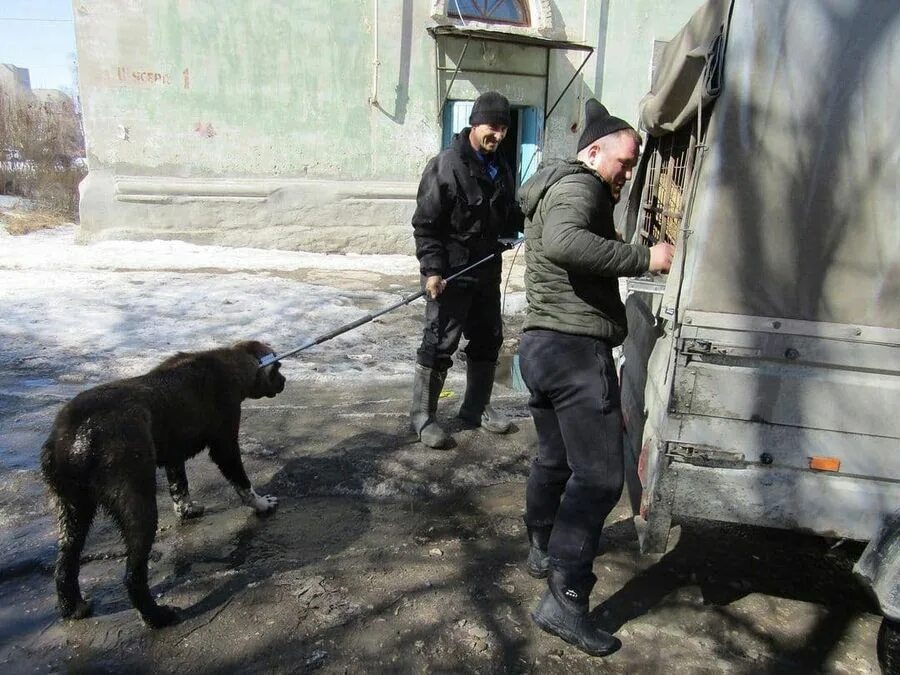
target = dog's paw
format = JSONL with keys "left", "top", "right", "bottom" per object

{"left": 61, "top": 598, "right": 93, "bottom": 620}
{"left": 143, "top": 604, "right": 181, "bottom": 629}
{"left": 239, "top": 487, "right": 278, "bottom": 514}
{"left": 175, "top": 500, "right": 205, "bottom": 520}
{"left": 253, "top": 493, "right": 278, "bottom": 514}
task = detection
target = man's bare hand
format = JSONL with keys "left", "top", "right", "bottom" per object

{"left": 648, "top": 242, "right": 675, "bottom": 274}
{"left": 425, "top": 275, "right": 447, "bottom": 299}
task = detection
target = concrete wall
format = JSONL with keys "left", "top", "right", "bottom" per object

{"left": 73, "top": 0, "right": 704, "bottom": 253}
{"left": 595, "top": 0, "right": 709, "bottom": 128}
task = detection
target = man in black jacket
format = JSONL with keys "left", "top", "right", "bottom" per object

{"left": 517, "top": 99, "right": 674, "bottom": 656}
{"left": 410, "top": 92, "right": 524, "bottom": 449}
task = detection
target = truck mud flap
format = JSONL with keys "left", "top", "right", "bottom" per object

{"left": 621, "top": 294, "right": 666, "bottom": 517}
{"left": 854, "top": 509, "right": 900, "bottom": 620}
{"left": 634, "top": 460, "right": 677, "bottom": 555}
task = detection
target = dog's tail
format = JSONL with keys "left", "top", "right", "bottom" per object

{"left": 40, "top": 413, "right": 71, "bottom": 491}
{"left": 40, "top": 435, "right": 59, "bottom": 489}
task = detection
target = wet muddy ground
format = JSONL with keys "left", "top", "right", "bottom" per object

{"left": 0, "top": 374, "right": 883, "bottom": 674}
{"left": 0, "top": 233, "right": 885, "bottom": 673}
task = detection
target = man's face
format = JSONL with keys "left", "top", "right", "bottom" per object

{"left": 469, "top": 123, "right": 508, "bottom": 154}
{"left": 588, "top": 134, "right": 640, "bottom": 203}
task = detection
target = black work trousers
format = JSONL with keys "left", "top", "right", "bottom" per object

{"left": 415, "top": 265, "right": 503, "bottom": 372}
{"left": 519, "top": 329, "right": 625, "bottom": 587}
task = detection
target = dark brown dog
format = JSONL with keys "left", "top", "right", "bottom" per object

{"left": 40, "top": 340, "right": 285, "bottom": 628}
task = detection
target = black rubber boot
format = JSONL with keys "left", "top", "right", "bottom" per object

{"left": 526, "top": 525, "right": 551, "bottom": 579}
{"left": 410, "top": 364, "right": 450, "bottom": 449}
{"left": 458, "top": 360, "right": 510, "bottom": 433}
{"left": 531, "top": 570, "right": 621, "bottom": 657}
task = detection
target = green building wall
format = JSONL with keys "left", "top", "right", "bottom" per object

{"left": 73, "top": 0, "right": 705, "bottom": 253}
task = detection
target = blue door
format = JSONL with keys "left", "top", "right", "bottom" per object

{"left": 442, "top": 100, "right": 475, "bottom": 148}
{"left": 517, "top": 106, "right": 540, "bottom": 185}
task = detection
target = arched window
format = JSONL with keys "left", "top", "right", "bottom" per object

{"left": 447, "top": 0, "right": 530, "bottom": 27}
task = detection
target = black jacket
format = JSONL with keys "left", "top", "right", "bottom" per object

{"left": 412, "top": 129, "right": 524, "bottom": 277}
{"left": 518, "top": 159, "right": 651, "bottom": 344}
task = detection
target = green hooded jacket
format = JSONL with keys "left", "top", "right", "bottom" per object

{"left": 518, "top": 159, "right": 651, "bottom": 345}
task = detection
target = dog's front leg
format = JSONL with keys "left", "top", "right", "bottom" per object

{"left": 209, "top": 439, "right": 278, "bottom": 514}
{"left": 165, "top": 463, "right": 205, "bottom": 520}
{"left": 238, "top": 485, "right": 279, "bottom": 514}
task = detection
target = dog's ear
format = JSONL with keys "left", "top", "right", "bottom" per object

{"left": 234, "top": 340, "right": 271, "bottom": 359}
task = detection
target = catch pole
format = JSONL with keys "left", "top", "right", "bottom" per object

{"left": 259, "top": 239, "right": 522, "bottom": 368}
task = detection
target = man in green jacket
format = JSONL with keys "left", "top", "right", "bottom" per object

{"left": 517, "top": 99, "right": 674, "bottom": 656}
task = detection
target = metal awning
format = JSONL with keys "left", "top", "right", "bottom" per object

{"left": 427, "top": 25, "right": 594, "bottom": 128}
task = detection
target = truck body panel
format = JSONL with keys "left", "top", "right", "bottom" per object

{"left": 620, "top": 3, "right": 900, "bottom": 622}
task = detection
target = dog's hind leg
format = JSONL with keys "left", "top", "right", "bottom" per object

{"left": 105, "top": 480, "right": 180, "bottom": 628}
{"left": 54, "top": 495, "right": 96, "bottom": 620}
{"left": 165, "top": 462, "right": 205, "bottom": 520}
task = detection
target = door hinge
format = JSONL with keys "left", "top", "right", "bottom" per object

{"left": 666, "top": 443, "right": 746, "bottom": 468}
{"left": 679, "top": 338, "right": 728, "bottom": 356}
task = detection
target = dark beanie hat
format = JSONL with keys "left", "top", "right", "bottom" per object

{"left": 469, "top": 91, "right": 511, "bottom": 127}
{"left": 577, "top": 99, "right": 634, "bottom": 152}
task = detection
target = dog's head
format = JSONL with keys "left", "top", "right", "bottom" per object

{"left": 235, "top": 340, "right": 287, "bottom": 399}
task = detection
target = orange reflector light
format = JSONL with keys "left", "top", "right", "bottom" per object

{"left": 809, "top": 456, "right": 841, "bottom": 472}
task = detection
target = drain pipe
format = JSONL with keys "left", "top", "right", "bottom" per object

{"left": 369, "top": 0, "right": 380, "bottom": 105}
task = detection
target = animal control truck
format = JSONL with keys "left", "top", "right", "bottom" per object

{"left": 617, "top": 1, "right": 899, "bottom": 669}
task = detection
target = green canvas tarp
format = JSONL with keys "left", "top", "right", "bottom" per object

{"left": 644, "top": 0, "right": 900, "bottom": 332}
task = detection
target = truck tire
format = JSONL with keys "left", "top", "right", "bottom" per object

{"left": 879, "top": 618, "right": 900, "bottom": 675}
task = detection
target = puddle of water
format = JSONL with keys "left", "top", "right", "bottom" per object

{"left": 0, "top": 378, "right": 76, "bottom": 401}
{"left": 0, "top": 429, "right": 47, "bottom": 470}
{"left": 0, "top": 375, "right": 81, "bottom": 471}
{"left": 20, "top": 378, "right": 57, "bottom": 389}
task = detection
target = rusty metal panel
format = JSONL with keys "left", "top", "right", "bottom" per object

{"left": 672, "top": 359, "right": 900, "bottom": 438}
{"left": 681, "top": 310, "right": 900, "bottom": 347}
{"left": 669, "top": 463, "right": 900, "bottom": 541}
{"left": 671, "top": 414, "right": 899, "bottom": 479}
{"left": 678, "top": 325, "right": 899, "bottom": 372}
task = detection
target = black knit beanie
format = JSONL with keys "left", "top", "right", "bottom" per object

{"left": 469, "top": 92, "right": 511, "bottom": 127}
{"left": 577, "top": 99, "right": 634, "bottom": 152}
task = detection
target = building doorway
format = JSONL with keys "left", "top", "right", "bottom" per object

{"left": 441, "top": 100, "right": 541, "bottom": 187}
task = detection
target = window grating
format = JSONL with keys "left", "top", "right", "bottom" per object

{"left": 637, "top": 126, "right": 698, "bottom": 246}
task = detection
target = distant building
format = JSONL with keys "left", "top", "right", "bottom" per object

{"left": 0, "top": 65, "right": 82, "bottom": 141}
{"left": 0, "top": 63, "right": 31, "bottom": 98}
{"left": 0, "top": 65, "right": 34, "bottom": 134}
{"left": 72, "top": 0, "right": 705, "bottom": 253}
{"left": 0, "top": 64, "right": 84, "bottom": 197}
